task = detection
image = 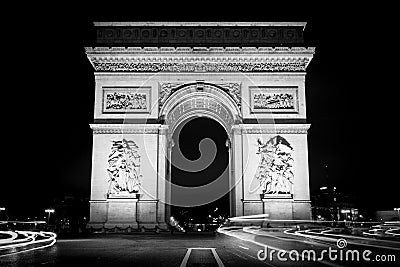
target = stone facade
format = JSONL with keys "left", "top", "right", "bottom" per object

{"left": 86, "top": 22, "right": 315, "bottom": 229}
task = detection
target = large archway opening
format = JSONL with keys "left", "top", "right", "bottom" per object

{"left": 170, "top": 117, "right": 230, "bottom": 230}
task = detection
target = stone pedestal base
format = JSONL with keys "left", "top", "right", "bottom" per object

{"left": 292, "top": 200, "right": 311, "bottom": 220}
{"left": 137, "top": 200, "right": 158, "bottom": 228}
{"left": 240, "top": 196, "right": 311, "bottom": 222}
{"left": 106, "top": 199, "right": 139, "bottom": 228}
{"left": 88, "top": 199, "right": 168, "bottom": 230}
{"left": 262, "top": 197, "right": 293, "bottom": 220}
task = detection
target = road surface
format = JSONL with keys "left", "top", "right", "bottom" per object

{"left": 1, "top": 227, "right": 399, "bottom": 266}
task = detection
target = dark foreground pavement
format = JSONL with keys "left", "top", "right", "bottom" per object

{"left": 1, "top": 229, "right": 399, "bottom": 267}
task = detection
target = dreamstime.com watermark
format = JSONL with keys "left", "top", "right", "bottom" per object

{"left": 257, "top": 239, "right": 397, "bottom": 263}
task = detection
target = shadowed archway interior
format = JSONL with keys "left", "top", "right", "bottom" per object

{"left": 170, "top": 117, "right": 230, "bottom": 223}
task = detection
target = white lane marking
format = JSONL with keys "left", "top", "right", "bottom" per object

{"left": 180, "top": 248, "right": 225, "bottom": 267}
{"left": 179, "top": 248, "right": 192, "bottom": 267}
{"left": 211, "top": 248, "right": 225, "bottom": 267}
{"left": 186, "top": 247, "right": 216, "bottom": 249}
{"left": 238, "top": 245, "right": 249, "bottom": 250}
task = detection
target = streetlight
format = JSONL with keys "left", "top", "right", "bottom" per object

{"left": 0, "top": 207, "right": 9, "bottom": 221}
{"left": 394, "top": 208, "right": 400, "bottom": 220}
{"left": 45, "top": 209, "right": 55, "bottom": 224}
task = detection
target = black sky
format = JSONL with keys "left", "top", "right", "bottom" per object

{"left": 1, "top": 2, "right": 398, "bottom": 217}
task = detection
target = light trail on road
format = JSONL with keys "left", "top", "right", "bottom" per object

{"left": 0, "top": 231, "right": 57, "bottom": 258}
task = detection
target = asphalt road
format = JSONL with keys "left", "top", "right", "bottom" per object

{"left": 0, "top": 229, "right": 399, "bottom": 267}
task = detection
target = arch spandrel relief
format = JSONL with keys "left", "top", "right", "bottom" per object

{"left": 159, "top": 82, "right": 242, "bottom": 135}
{"left": 159, "top": 82, "right": 242, "bottom": 113}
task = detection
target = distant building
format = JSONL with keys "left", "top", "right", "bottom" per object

{"left": 52, "top": 196, "right": 89, "bottom": 234}
{"left": 311, "top": 187, "right": 361, "bottom": 221}
{"left": 375, "top": 210, "right": 400, "bottom": 222}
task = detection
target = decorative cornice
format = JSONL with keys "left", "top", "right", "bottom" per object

{"left": 233, "top": 124, "right": 311, "bottom": 134}
{"left": 91, "top": 123, "right": 310, "bottom": 134}
{"left": 85, "top": 47, "right": 314, "bottom": 54}
{"left": 94, "top": 22, "right": 307, "bottom": 27}
{"left": 90, "top": 124, "right": 162, "bottom": 134}
{"left": 85, "top": 47, "right": 315, "bottom": 72}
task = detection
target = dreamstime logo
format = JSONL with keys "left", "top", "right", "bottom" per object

{"left": 119, "top": 72, "right": 277, "bottom": 207}
{"left": 336, "top": 238, "right": 347, "bottom": 249}
{"left": 257, "top": 238, "right": 396, "bottom": 263}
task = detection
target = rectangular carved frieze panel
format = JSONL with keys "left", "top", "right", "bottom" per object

{"left": 249, "top": 87, "right": 298, "bottom": 113}
{"left": 102, "top": 87, "right": 151, "bottom": 113}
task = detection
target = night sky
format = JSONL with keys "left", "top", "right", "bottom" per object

{"left": 1, "top": 3, "right": 398, "bottom": 218}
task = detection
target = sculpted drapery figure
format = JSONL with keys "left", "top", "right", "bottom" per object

{"left": 107, "top": 139, "right": 142, "bottom": 195}
{"left": 255, "top": 136, "right": 294, "bottom": 194}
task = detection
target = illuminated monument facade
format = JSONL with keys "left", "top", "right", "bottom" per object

{"left": 85, "top": 22, "right": 315, "bottom": 229}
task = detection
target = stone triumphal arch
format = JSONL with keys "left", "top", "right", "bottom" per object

{"left": 86, "top": 22, "right": 315, "bottom": 229}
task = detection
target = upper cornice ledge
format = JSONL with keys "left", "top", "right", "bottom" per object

{"left": 94, "top": 22, "right": 307, "bottom": 28}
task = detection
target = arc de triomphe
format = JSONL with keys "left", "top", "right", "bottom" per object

{"left": 85, "top": 22, "right": 315, "bottom": 229}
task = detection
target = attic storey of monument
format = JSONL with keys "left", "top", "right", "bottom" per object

{"left": 86, "top": 22, "right": 314, "bottom": 229}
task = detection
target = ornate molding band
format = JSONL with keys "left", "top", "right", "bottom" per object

{"left": 85, "top": 47, "right": 315, "bottom": 54}
{"left": 91, "top": 124, "right": 310, "bottom": 134}
{"left": 232, "top": 124, "right": 311, "bottom": 134}
{"left": 90, "top": 124, "right": 162, "bottom": 134}
{"left": 85, "top": 47, "right": 315, "bottom": 72}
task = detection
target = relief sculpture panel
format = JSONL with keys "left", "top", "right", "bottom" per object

{"left": 250, "top": 87, "right": 298, "bottom": 113}
{"left": 103, "top": 87, "right": 150, "bottom": 113}
{"left": 254, "top": 136, "right": 294, "bottom": 196}
{"left": 107, "top": 139, "right": 142, "bottom": 198}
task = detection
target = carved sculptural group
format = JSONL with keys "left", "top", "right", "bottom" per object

{"left": 255, "top": 136, "right": 294, "bottom": 195}
{"left": 107, "top": 139, "right": 142, "bottom": 195}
